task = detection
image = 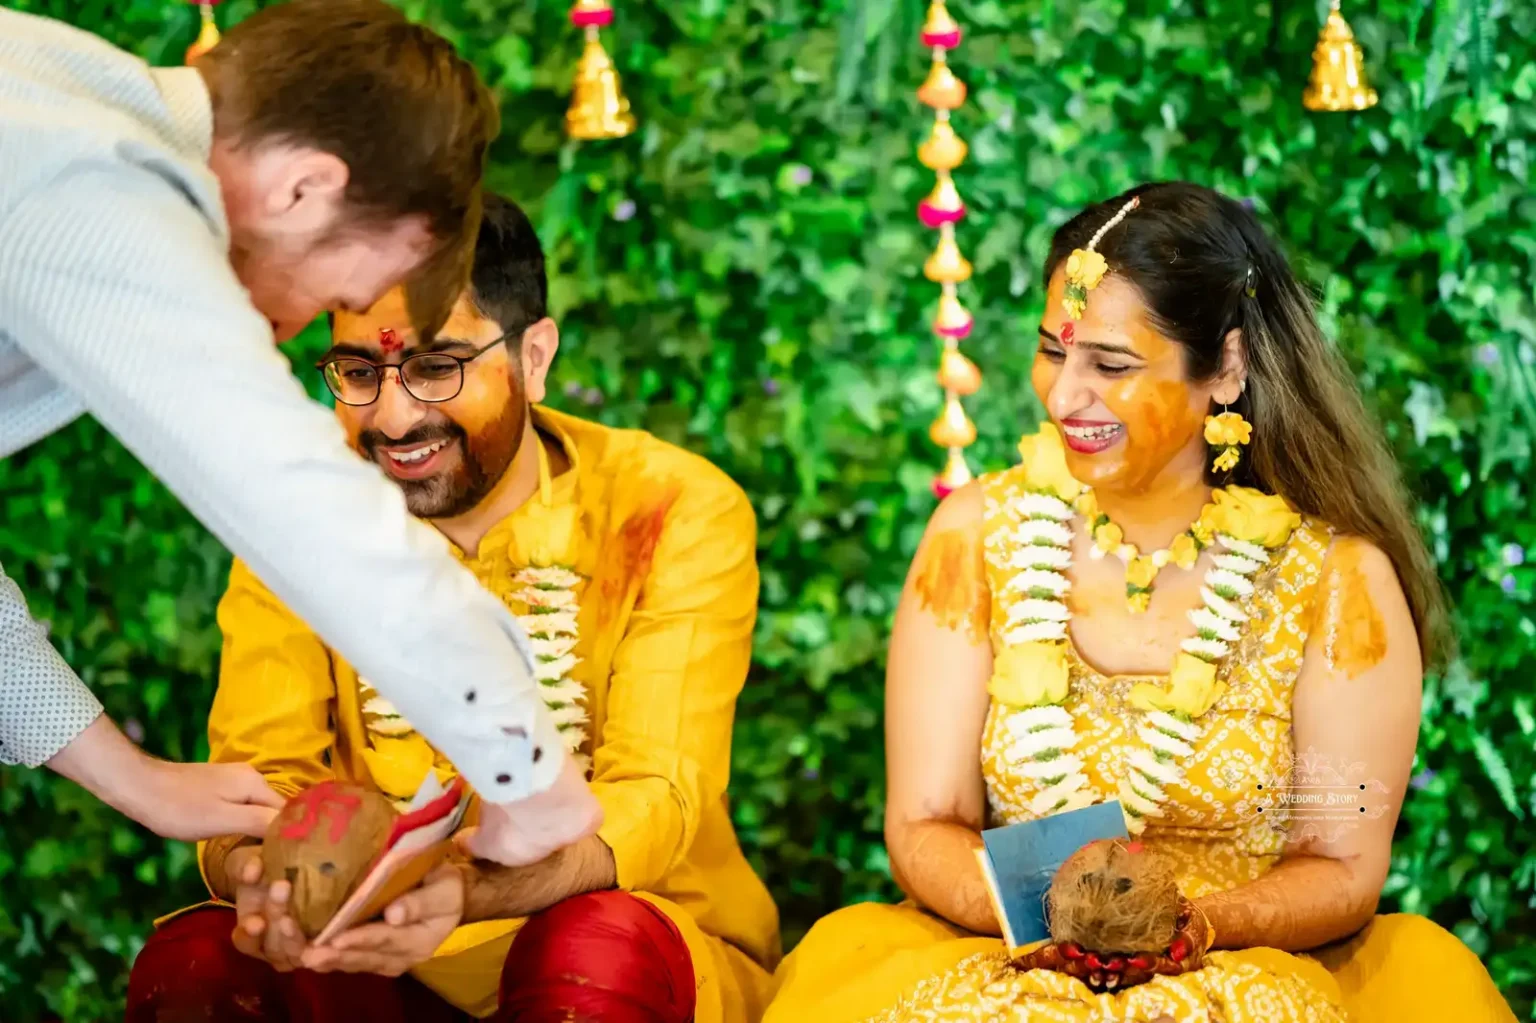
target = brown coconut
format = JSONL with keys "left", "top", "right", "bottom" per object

{"left": 262, "top": 781, "right": 398, "bottom": 937}
{"left": 1045, "top": 839, "right": 1180, "bottom": 953}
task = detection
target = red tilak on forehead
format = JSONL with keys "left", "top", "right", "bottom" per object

{"left": 379, "top": 328, "right": 402, "bottom": 352}
{"left": 1061, "top": 321, "right": 1077, "bottom": 345}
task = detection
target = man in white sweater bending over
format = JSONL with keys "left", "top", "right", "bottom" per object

{"left": 0, "top": 0, "right": 599, "bottom": 864}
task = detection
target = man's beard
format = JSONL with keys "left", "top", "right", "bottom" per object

{"left": 360, "top": 403, "right": 526, "bottom": 519}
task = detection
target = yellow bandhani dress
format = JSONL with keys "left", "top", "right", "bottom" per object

{"left": 763, "top": 461, "right": 1513, "bottom": 1023}
{"left": 180, "top": 407, "right": 780, "bottom": 1021}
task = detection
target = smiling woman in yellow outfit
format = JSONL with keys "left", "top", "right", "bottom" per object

{"left": 764, "top": 183, "right": 1514, "bottom": 1023}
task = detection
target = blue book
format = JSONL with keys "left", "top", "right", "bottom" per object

{"left": 974, "top": 801, "right": 1129, "bottom": 949}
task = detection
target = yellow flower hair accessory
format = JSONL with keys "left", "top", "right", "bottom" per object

{"left": 1061, "top": 196, "right": 1140, "bottom": 324}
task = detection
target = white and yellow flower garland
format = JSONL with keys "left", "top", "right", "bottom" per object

{"left": 511, "top": 565, "right": 590, "bottom": 772}
{"left": 989, "top": 424, "right": 1300, "bottom": 834}
{"left": 360, "top": 562, "right": 591, "bottom": 802}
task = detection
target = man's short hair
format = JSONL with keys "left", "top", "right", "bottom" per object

{"left": 200, "top": 0, "right": 498, "bottom": 340}
{"left": 468, "top": 193, "right": 548, "bottom": 344}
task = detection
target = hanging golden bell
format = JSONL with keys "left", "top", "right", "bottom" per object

{"left": 932, "top": 447, "right": 973, "bottom": 499}
{"left": 924, "top": 235, "right": 972, "bottom": 283}
{"left": 1303, "top": 3, "right": 1378, "bottom": 112}
{"left": 919, "top": 120, "right": 968, "bottom": 171}
{"left": 917, "top": 61, "right": 967, "bottom": 110}
{"left": 566, "top": 35, "right": 637, "bottom": 140}
{"left": 929, "top": 397, "right": 977, "bottom": 449}
{"left": 933, "top": 290, "right": 973, "bottom": 337}
{"left": 185, "top": 11, "right": 220, "bottom": 64}
{"left": 938, "top": 348, "right": 982, "bottom": 396}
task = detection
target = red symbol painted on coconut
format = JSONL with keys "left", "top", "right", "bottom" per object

{"left": 280, "top": 781, "right": 363, "bottom": 843}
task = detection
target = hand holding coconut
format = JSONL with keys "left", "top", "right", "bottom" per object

{"left": 229, "top": 780, "right": 467, "bottom": 976}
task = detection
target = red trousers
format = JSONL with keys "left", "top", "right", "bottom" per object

{"left": 125, "top": 890, "right": 697, "bottom": 1023}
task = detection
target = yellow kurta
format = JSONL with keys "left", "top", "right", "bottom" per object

{"left": 194, "top": 406, "right": 780, "bottom": 1020}
{"left": 765, "top": 462, "right": 1512, "bottom": 1023}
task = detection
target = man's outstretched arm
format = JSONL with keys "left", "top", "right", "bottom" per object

{"left": 0, "top": 161, "right": 598, "bottom": 860}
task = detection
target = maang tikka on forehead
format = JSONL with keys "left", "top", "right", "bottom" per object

{"left": 1060, "top": 195, "right": 1141, "bottom": 345}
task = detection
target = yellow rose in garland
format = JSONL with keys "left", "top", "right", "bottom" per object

{"left": 1170, "top": 532, "right": 1202, "bottom": 569}
{"left": 1130, "top": 653, "right": 1227, "bottom": 719}
{"left": 1207, "top": 486, "right": 1301, "bottom": 548}
{"left": 1126, "top": 556, "right": 1158, "bottom": 589}
{"left": 1093, "top": 521, "right": 1124, "bottom": 552}
{"left": 1017, "top": 423, "right": 1084, "bottom": 501}
{"left": 988, "top": 641, "right": 1071, "bottom": 708}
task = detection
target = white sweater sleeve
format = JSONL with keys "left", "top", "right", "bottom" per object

{"left": 0, "top": 161, "right": 565, "bottom": 804}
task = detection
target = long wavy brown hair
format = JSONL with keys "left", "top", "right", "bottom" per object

{"left": 1046, "top": 182, "right": 1449, "bottom": 666}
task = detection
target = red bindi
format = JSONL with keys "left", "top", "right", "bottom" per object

{"left": 1061, "top": 321, "right": 1076, "bottom": 345}
{"left": 379, "top": 328, "right": 402, "bottom": 353}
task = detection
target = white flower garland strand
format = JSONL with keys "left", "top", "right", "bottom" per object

{"left": 999, "top": 490, "right": 1095, "bottom": 818}
{"left": 996, "top": 482, "right": 1280, "bottom": 833}
{"left": 510, "top": 565, "right": 590, "bottom": 773}
{"left": 1111, "top": 532, "right": 1270, "bottom": 834}
{"left": 361, "top": 563, "right": 591, "bottom": 775}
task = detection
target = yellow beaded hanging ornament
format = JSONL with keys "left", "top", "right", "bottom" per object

{"left": 184, "top": 0, "right": 221, "bottom": 64}
{"left": 566, "top": 0, "right": 636, "bottom": 140}
{"left": 918, "top": 1, "right": 980, "bottom": 500}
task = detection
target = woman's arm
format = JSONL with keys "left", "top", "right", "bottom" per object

{"left": 1196, "top": 536, "right": 1422, "bottom": 950}
{"left": 884, "top": 482, "right": 999, "bottom": 936}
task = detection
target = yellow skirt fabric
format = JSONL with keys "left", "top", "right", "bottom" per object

{"left": 413, "top": 892, "right": 771, "bottom": 1022}
{"left": 763, "top": 904, "right": 1513, "bottom": 1023}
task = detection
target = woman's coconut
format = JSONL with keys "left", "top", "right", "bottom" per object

{"left": 1045, "top": 839, "right": 1180, "bottom": 953}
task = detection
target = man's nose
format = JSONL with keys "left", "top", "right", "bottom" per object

{"left": 371, "top": 370, "right": 426, "bottom": 435}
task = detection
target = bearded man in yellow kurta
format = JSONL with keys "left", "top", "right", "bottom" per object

{"left": 125, "top": 194, "right": 779, "bottom": 1023}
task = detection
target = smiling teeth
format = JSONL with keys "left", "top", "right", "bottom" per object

{"left": 1064, "top": 424, "right": 1122, "bottom": 440}
{"left": 387, "top": 440, "right": 446, "bottom": 464}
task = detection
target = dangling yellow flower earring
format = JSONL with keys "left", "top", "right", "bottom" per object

{"left": 1205, "top": 391, "right": 1252, "bottom": 473}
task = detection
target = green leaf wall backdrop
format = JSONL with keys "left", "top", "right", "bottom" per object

{"left": 1, "top": 0, "right": 1532, "bottom": 1018}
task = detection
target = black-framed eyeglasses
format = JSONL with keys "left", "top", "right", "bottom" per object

{"left": 317, "top": 336, "right": 507, "bottom": 406}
